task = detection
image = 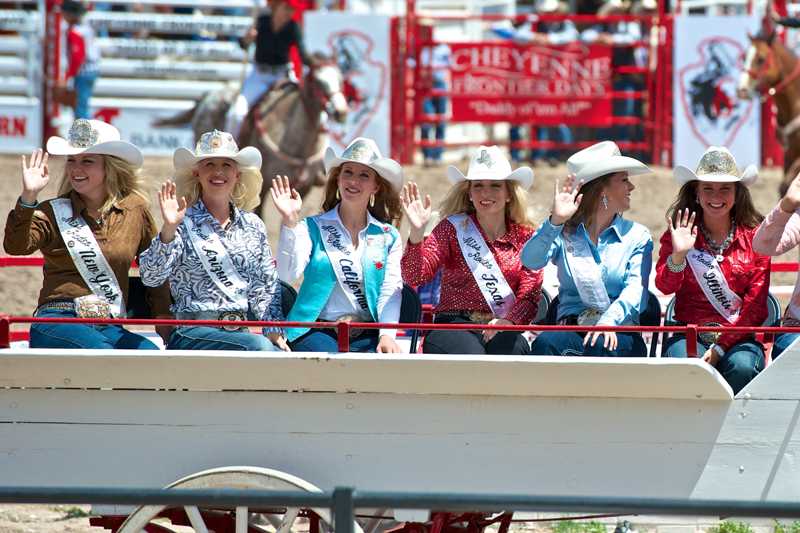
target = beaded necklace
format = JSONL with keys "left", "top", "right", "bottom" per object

{"left": 700, "top": 219, "right": 735, "bottom": 263}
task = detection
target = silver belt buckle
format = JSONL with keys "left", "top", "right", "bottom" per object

{"left": 218, "top": 311, "right": 246, "bottom": 331}
{"left": 74, "top": 294, "right": 111, "bottom": 319}
{"left": 577, "top": 309, "right": 602, "bottom": 326}
{"left": 699, "top": 322, "right": 723, "bottom": 345}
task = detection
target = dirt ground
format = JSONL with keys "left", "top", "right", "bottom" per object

{"left": 0, "top": 153, "right": 797, "bottom": 317}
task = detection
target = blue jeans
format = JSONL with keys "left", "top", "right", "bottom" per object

{"left": 167, "top": 326, "right": 278, "bottom": 351}
{"left": 291, "top": 329, "right": 379, "bottom": 353}
{"left": 74, "top": 72, "right": 98, "bottom": 119}
{"left": 533, "top": 125, "right": 573, "bottom": 161}
{"left": 30, "top": 308, "right": 159, "bottom": 350}
{"left": 509, "top": 124, "right": 525, "bottom": 162}
{"left": 530, "top": 331, "right": 647, "bottom": 357}
{"left": 772, "top": 332, "right": 800, "bottom": 359}
{"left": 663, "top": 335, "right": 764, "bottom": 394}
{"left": 421, "top": 79, "right": 447, "bottom": 161}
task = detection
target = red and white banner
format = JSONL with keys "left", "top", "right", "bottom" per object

{"left": 447, "top": 42, "right": 613, "bottom": 125}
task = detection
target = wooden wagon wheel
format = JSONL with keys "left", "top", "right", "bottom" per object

{"left": 117, "top": 466, "right": 365, "bottom": 533}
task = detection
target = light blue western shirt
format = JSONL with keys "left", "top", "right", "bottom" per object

{"left": 521, "top": 215, "right": 653, "bottom": 326}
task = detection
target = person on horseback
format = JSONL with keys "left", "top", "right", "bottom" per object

{"left": 272, "top": 137, "right": 404, "bottom": 353}
{"left": 138, "top": 130, "right": 289, "bottom": 351}
{"left": 226, "top": 0, "right": 315, "bottom": 139}
{"left": 3, "top": 119, "right": 172, "bottom": 349}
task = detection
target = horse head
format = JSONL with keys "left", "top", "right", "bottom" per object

{"left": 737, "top": 19, "right": 781, "bottom": 100}
{"left": 303, "top": 56, "right": 349, "bottom": 125}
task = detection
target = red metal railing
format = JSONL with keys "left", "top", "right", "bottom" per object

{"left": 2, "top": 315, "right": 798, "bottom": 356}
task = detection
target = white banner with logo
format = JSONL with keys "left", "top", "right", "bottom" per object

{"left": 673, "top": 16, "right": 760, "bottom": 167}
{"left": 305, "top": 12, "right": 391, "bottom": 156}
{"left": 0, "top": 99, "right": 41, "bottom": 154}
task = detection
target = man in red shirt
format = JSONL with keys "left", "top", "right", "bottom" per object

{"left": 62, "top": 0, "right": 99, "bottom": 119}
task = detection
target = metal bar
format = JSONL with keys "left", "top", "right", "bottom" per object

{"left": 332, "top": 487, "right": 355, "bottom": 533}
{"left": 0, "top": 314, "right": 9, "bottom": 349}
{"left": 337, "top": 322, "right": 351, "bottom": 352}
{"left": 686, "top": 325, "right": 699, "bottom": 357}
{"left": 2, "top": 487, "right": 800, "bottom": 519}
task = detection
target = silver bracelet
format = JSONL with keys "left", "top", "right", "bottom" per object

{"left": 666, "top": 255, "right": 686, "bottom": 273}
{"left": 710, "top": 343, "right": 725, "bottom": 358}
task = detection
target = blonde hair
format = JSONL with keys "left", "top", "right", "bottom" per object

{"left": 439, "top": 180, "right": 535, "bottom": 228}
{"left": 58, "top": 155, "right": 148, "bottom": 214}
{"left": 174, "top": 163, "right": 262, "bottom": 212}
{"left": 321, "top": 166, "right": 403, "bottom": 225}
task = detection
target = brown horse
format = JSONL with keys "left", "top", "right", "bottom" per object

{"left": 737, "top": 19, "right": 800, "bottom": 195}
{"left": 154, "top": 60, "right": 349, "bottom": 219}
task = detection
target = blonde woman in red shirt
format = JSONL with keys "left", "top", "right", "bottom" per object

{"left": 401, "top": 146, "right": 542, "bottom": 355}
{"left": 657, "top": 146, "right": 769, "bottom": 394}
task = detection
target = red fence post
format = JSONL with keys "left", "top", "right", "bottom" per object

{"left": 337, "top": 322, "right": 350, "bottom": 352}
{"left": 685, "top": 324, "right": 698, "bottom": 357}
{"left": 0, "top": 314, "right": 10, "bottom": 349}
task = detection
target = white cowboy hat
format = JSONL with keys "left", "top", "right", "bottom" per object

{"left": 674, "top": 146, "right": 758, "bottom": 187}
{"left": 447, "top": 145, "right": 534, "bottom": 189}
{"left": 566, "top": 141, "right": 650, "bottom": 185}
{"left": 173, "top": 130, "right": 262, "bottom": 171}
{"left": 46, "top": 119, "right": 143, "bottom": 168}
{"left": 174, "top": 130, "right": 264, "bottom": 211}
{"left": 324, "top": 137, "right": 403, "bottom": 192}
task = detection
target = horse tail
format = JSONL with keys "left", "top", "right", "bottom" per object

{"left": 151, "top": 104, "right": 198, "bottom": 128}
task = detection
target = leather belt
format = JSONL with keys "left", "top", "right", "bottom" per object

{"left": 176, "top": 310, "right": 248, "bottom": 332}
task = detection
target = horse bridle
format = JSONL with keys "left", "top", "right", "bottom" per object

{"left": 748, "top": 34, "right": 800, "bottom": 99}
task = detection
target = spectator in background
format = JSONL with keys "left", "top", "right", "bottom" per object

{"left": 226, "top": 0, "right": 315, "bottom": 139}
{"left": 420, "top": 41, "right": 451, "bottom": 168}
{"left": 515, "top": 0, "right": 577, "bottom": 166}
{"left": 498, "top": 0, "right": 577, "bottom": 164}
{"left": 581, "top": 0, "right": 642, "bottom": 149}
{"left": 62, "top": 0, "right": 99, "bottom": 119}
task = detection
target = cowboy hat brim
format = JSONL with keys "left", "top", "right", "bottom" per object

{"left": 173, "top": 145, "right": 262, "bottom": 172}
{"left": 674, "top": 164, "right": 759, "bottom": 187}
{"left": 324, "top": 146, "right": 403, "bottom": 192}
{"left": 571, "top": 155, "right": 650, "bottom": 185}
{"left": 446, "top": 165, "right": 534, "bottom": 189}
{"left": 46, "top": 137, "right": 144, "bottom": 168}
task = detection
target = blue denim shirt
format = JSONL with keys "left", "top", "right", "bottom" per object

{"left": 139, "top": 200, "right": 283, "bottom": 333}
{"left": 521, "top": 216, "right": 653, "bottom": 326}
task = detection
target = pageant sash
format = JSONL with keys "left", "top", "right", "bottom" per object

{"left": 449, "top": 214, "right": 515, "bottom": 317}
{"left": 51, "top": 198, "right": 124, "bottom": 316}
{"left": 184, "top": 216, "right": 249, "bottom": 308}
{"left": 563, "top": 231, "right": 612, "bottom": 312}
{"left": 313, "top": 217, "right": 371, "bottom": 314}
{"left": 686, "top": 249, "right": 742, "bottom": 323}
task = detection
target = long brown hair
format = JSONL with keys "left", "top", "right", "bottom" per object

{"left": 439, "top": 180, "right": 535, "bottom": 228}
{"left": 666, "top": 181, "right": 763, "bottom": 229}
{"left": 58, "top": 155, "right": 148, "bottom": 215}
{"left": 564, "top": 174, "right": 613, "bottom": 232}
{"left": 321, "top": 166, "right": 402, "bottom": 225}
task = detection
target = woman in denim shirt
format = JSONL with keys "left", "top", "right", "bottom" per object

{"left": 523, "top": 141, "right": 653, "bottom": 356}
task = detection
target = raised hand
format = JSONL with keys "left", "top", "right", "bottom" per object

{"left": 270, "top": 175, "right": 303, "bottom": 228}
{"left": 20, "top": 149, "right": 50, "bottom": 204}
{"left": 401, "top": 182, "right": 432, "bottom": 242}
{"left": 158, "top": 181, "right": 187, "bottom": 243}
{"left": 667, "top": 209, "right": 697, "bottom": 259}
{"left": 781, "top": 172, "right": 800, "bottom": 213}
{"left": 550, "top": 174, "right": 583, "bottom": 226}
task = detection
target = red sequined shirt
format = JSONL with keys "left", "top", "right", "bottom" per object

{"left": 655, "top": 225, "right": 771, "bottom": 352}
{"left": 401, "top": 214, "right": 543, "bottom": 325}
